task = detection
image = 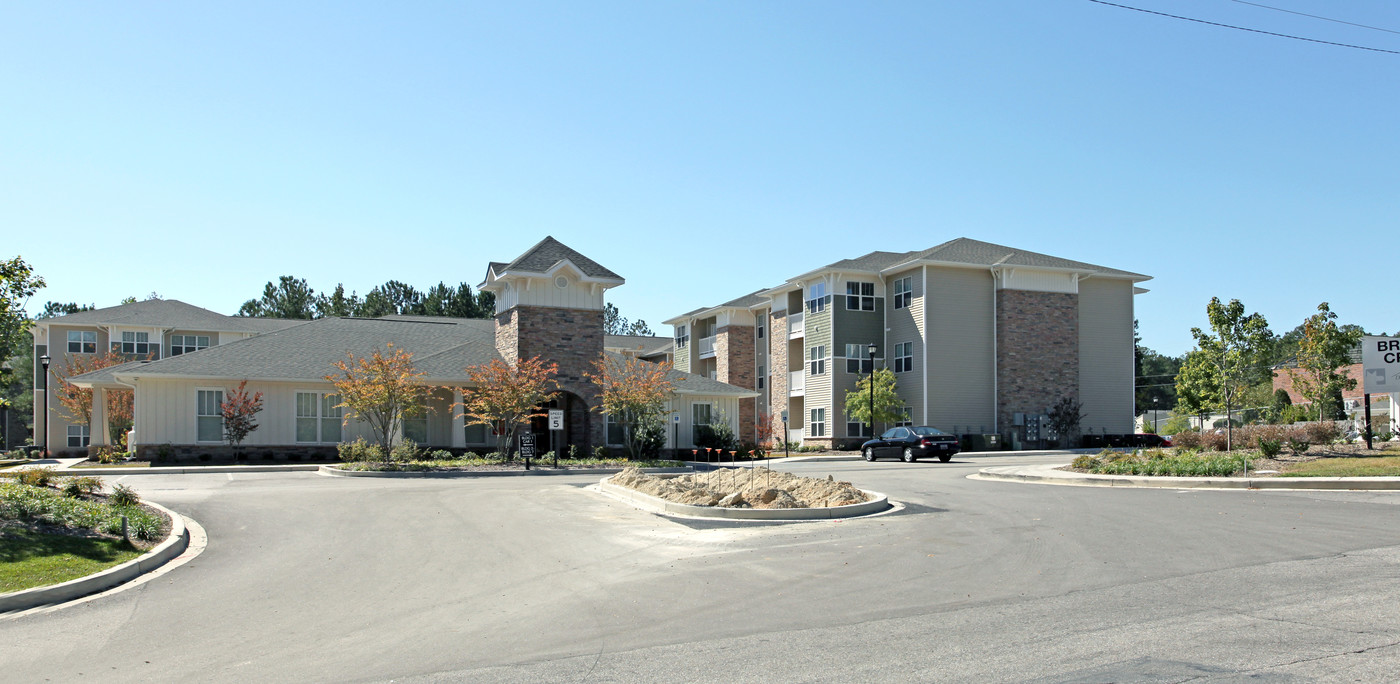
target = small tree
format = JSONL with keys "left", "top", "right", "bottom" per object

{"left": 221, "top": 380, "right": 264, "bottom": 452}
{"left": 585, "top": 354, "right": 675, "bottom": 459}
{"left": 0, "top": 257, "right": 44, "bottom": 370}
{"left": 462, "top": 357, "right": 559, "bottom": 459}
{"left": 1046, "top": 395, "right": 1086, "bottom": 446}
{"left": 325, "top": 343, "right": 432, "bottom": 453}
{"left": 842, "top": 368, "right": 905, "bottom": 435}
{"left": 1182, "top": 298, "right": 1273, "bottom": 450}
{"left": 1292, "top": 302, "right": 1362, "bottom": 422}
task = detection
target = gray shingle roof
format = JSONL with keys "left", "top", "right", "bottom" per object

{"left": 809, "top": 238, "right": 1147, "bottom": 279}
{"left": 499, "top": 236, "right": 623, "bottom": 281}
{"left": 599, "top": 351, "right": 755, "bottom": 397}
{"left": 604, "top": 334, "right": 668, "bottom": 351}
{"left": 75, "top": 317, "right": 503, "bottom": 384}
{"left": 38, "top": 299, "right": 301, "bottom": 332}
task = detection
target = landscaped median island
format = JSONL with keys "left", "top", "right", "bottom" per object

{"left": 1062, "top": 442, "right": 1400, "bottom": 478}
{"left": 1, "top": 468, "right": 171, "bottom": 594}
{"left": 607, "top": 466, "right": 870, "bottom": 509}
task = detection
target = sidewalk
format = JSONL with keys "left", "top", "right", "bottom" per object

{"left": 973, "top": 462, "right": 1400, "bottom": 491}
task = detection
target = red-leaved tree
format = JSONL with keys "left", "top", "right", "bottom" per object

{"left": 221, "top": 380, "right": 264, "bottom": 452}
{"left": 51, "top": 350, "right": 134, "bottom": 447}
{"left": 461, "top": 357, "right": 559, "bottom": 459}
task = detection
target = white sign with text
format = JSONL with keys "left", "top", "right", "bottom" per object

{"left": 1361, "top": 336, "right": 1400, "bottom": 393}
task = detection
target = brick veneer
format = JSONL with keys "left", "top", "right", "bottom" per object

{"left": 495, "top": 305, "right": 607, "bottom": 450}
{"left": 716, "top": 324, "right": 756, "bottom": 442}
{"left": 766, "top": 311, "right": 789, "bottom": 447}
{"left": 996, "top": 290, "right": 1079, "bottom": 433}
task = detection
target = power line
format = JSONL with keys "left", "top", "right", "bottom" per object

{"left": 1087, "top": 0, "right": 1400, "bottom": 55}
{"left": 1226, "top": 0, "right": 1400, "bottom": 36}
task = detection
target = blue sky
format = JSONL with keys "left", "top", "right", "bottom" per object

{"left": 4, "top": 1, "right": 1397, "bottom": 356}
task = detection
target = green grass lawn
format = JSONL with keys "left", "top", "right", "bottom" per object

{"left": 0, "top": 529, "right": 142, "bottom": 593}
{"left": 1281, "top": 454, "right": 1400, "bottom": 477}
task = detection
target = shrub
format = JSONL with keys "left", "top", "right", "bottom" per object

{"left": 1071, "top": 454, "right": 1100, "bottom": 469}
{"left": 1084, "top": 451, "right": 1243, "bottom": 477}
{"left": 337, "top": 438, "right": 385, "bottom": 463}
{"left": 1171, "top": 432, "right": 1204, "bottom": 449}
{"left": 8, "top": 466, "right": 59, "bottom": 487}
{"left": 1287, "top": 439, "right": 1311, "bottom": 456}
{"left": 568, "top": 444, "right": 579, "bottom": 460}
{"left": 593, "top": 445, "right": 608, "bottom": 460}
{"left": 1257, "top": 438, "right": 1282, "bottom": 458}
{"left": 61, "top": 476, "right": 104, "bottom": 497}
{"left": 1303, "top": 421, "right": 1344, "bottom": 445}
{"left": 110, "top": 483, "right": 141, "bottom": 507}
{"left": 1379, "top": 430, "right": 1395, "bottom": 442}
{"left": 389, "top": 439, "right": 423, "bottom": 463}
{"left": 428, "top": 449, "right": 454, "bottom": 460}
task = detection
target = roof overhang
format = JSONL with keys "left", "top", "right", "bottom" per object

{"left": 480, "top": 259, "right": 625, "bottom": 292}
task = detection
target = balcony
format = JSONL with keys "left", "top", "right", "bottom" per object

{"left": 787, "top": 312, "right": 804, "bottom": 339}
{"left": 698, "top": 335, "right": 717, "bottom": 359}
{"left": 788, "top": 370, "right": 804, "bottom": 396}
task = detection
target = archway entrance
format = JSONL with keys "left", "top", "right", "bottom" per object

{"left": 527, "top": 391, "right": 592, "bottom": 458}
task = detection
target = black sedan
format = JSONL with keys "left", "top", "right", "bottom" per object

{"left": 861, "top": 426, "right": 960, "bottom": 463}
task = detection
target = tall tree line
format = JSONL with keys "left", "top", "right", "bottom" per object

{"left": 236, "top": 277, "right": 496, "bottom": 320}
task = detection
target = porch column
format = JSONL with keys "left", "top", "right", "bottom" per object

{"left": 90, "top": 387, "right": 110, "bottom": 448}
{"left": 451, "top": 388, "right": 466, "bottom": 449}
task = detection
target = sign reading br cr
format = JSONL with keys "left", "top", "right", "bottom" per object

{"left": 1379, "top": 338, "right": 1400, "bottom": 363}
{"left": 1361, "top": 336, "right": 1400, "bottom": 393}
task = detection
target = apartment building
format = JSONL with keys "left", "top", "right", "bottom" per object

{"left": 667, "top": 238, "right": 1150, "bottom": 449}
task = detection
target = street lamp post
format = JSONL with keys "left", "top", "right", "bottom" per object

{"left": 1152, "top": 397, "right": 1159, "bottom": 435}
{"left": 39, "top": 354, "right": 51, "bottom": 458}
{"left": 866, "top": 343, "right": 878, "bottom": 438}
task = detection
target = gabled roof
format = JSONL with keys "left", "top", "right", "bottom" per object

{"left": 73, "top": 317, "right": 503, "bottom": 385}
{"left": 600, "top": 351, "right": 755, "bottom": 397}
{"left": 663, "top": 291, "right": 767, "bottom": 325}
{"left": 35, "top": 299, "right": 301, "bottom": 333}
{"left": 801, "top": 238, "right": 1148, "bottom": 281}
{"left": 488, "top": 236, "right": 623, "bottom": 281}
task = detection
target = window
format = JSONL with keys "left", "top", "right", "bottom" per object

{"left": 114, "top": 331, "right": 155, "bottom": 356}
{"left": 67, "top": 425, "right": 90, "bottom": 448}
{"left": 846, "top": 413, "right": 871, "bottom": 439}
{"left": 809, "top": 345, "right": 826, "bottom": 376}
{"left": 67, "top": 331, "right": 96, "bottom": 354}
{"left": 692, "top": 403, "right": 713, "bottom": 445}
{"left": 893, "top": 277, "right": 912, "bottom": 309}
{"left": 810, "top": 408, "right": 826, "bottom": 437}
{"left": 845, "top": 282, "right": 875, "bottom": 311}
{"left": 197, "top": 389, "right": 224, "bottom": 443}
{"left": 607, "top": 413, "right": 625, "bottom": 446}
{"left": 757, "top": 322, "right": 765, "bottom": 339}
{"left": 895, "top": 407, "right": 913, "bottom": 427}
{"left": 296, "top": 392, "right": 343, "bottom": 443}
{"left": 757, "top": 365, "right": 765, "bottom": 389}
{"left": 845, "top": 343, "right": 875, "bottom": 374}
{"left": 894, "top": 342, "right": 913, "bottom": 373}
{"left": 806, "top": 282, "right": 828, "bottom": 313}
{"left": 464, "top": 422, "right": 487, "bottom": 444}
{"left": 675, "top": 325, "right": 689, "bottom": 347}
{"left": 170, "top": 335, "right": 210, "bottom": 356}
{"left": 403, "top": 411, "right": 428, "bottom": 445}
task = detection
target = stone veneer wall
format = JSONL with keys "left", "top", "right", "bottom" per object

{"left": 496, "top": 305, "right": 607, "bottom": 450}
{"left": 715, "top": 325, "right": 756, "bottom": 442}
{"left": 766, "top": 312, "right": 789, "bottom": 447}
{"left": 996, "top": 290, "right": 1080, "bottom": 433}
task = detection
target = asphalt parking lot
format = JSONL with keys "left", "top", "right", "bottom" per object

{"left": 4, "top": 454, "right": 1400, "bottom": 682}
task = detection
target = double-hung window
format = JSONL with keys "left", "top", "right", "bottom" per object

{"left": 806, "top": 283, "right": 828, "bottom": 313}
{"left": 810, "top": 408, "right": 826, "bottom": 437}
{"left": 809, "top": 345, "right": 826, "bottom": 376}
{"left": 68, "top": 425, "right": 91, "bottom": 448}
{"left": 296, "top": 392, "right": 343, "bottom": 444}
{"left": 464, "top": 421, "right": 487, "bottom": 444}
{"left": 197, "top": 389, "right": 224, "bottom": 443}
{"left": 846, "top": 412, "right": 871, "bottom": 439}
{"left": 895, "top": 407, "right": 913, "bottom": 428}
{"left": 692, "top": 403, "right": 713, "bottom": 445}
{"left": 675, "top": 325, "right": 689, "bottom": 347}
{"left": 893, "top": 277, "right": 912, "bottom": 309}
{"left": 170, "top": 335, "right": 210, "bottom": 355}
{"left": 845, "top": 282, "right": 875, "bottom": 311}
{"left": 403, "top": 409, "right": 428, "bottom": 445}
{"left": 67, "top": 331, "right": 97, "bottom": 354}
{"left": 757, "top": 322, "right": 765, "bottom": 339}
{"left": 894, "top": 342, "right": 913, "bottom": 373}
{"left": 845, "top": 343, "right": 875, "bottom": 374}
{"left": 757, "top": 365, "right": 765, "bottom": 389}
{"left": 115, "top": 331, "right": 154, "bottom": 355}
{"left": 607, "top": 412, "right": 626, "bottom": 446}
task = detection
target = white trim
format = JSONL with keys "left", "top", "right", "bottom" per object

{"left": 195, "top": 387, "right": 224, "bottom": 444}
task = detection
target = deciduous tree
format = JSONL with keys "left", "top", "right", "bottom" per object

{"left": 1179, "top": 298, "right": 1273, "bottom": 450}
{"left": 585, "top": 354, "right": 675, "bottom": 459}
{"left": 221, "top": 380, "right": 264, "bottom": 451}
{"left": 462, "top": 357, "right": 559, "bottom": 459}
{"left": 1292, "top": 302, "right": 1362, "bottom": 422}
{"left": 0, "top": 257, "right": 44, "bottom": 372}
{"left": 325, "top": 344, "right": 432, "bottom": 452}
{"left": 842, "top": 368, "right": 906, "bottom": 435}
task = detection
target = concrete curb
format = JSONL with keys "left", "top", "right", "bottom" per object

{"left": 64, "top": 464, "right": 324, "bottom": 475}
{"left": 972, "top": 463, "right": 1400, "bottom": 490}
{"left": 0, "top": 501, "right": 191, "bottom": 614}
{"left": 597, "top": 476, "right": 890, "bottom": 520}
{"left": 319, "top": 465, "right": 694, "bottom": 478}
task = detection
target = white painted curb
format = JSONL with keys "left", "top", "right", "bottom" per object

{"left": 598, "top": 476, "right": 889, "bottom": 520}
{"left": 0, "top": 501, "right": 190, "bottom": 613}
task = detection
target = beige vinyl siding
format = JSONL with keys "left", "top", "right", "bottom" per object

{"left": 802, "top": 302, "right": 833, "bottom": 440}
{"left": 885, "top": 267, "right": 924, "bottom": 426}
{"left": 673, "top": 323, "right": 691, "bottom": 373}
{"left": 43, "top": 324, "right": 111, "bottom": 451}
{"left": 130, "top": 378, "right": 375, "bottom": 447}
{"left": 1078, "top": 278, "right": 1135, "bottom": 434}
{"left": 925, "top": 267, "right": 996, "bottom": 432}
{"left": 495, "top": 277, "right": 607, "bottom": 311}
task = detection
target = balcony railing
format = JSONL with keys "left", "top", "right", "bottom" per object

{"left": 788, "top": 429, "right": 805, "bottom": 443}
{"left": 788, "top": 370, "right": 804, "bottom": 395}
{"left": 788, "top": 312, "right": 804, "bottom": 339}
{"left": 698, "top": 335, "right": 717, "bottom": 359}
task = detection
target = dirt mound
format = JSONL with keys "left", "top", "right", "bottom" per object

{"left": 609, "top": 467, "right": 869, "bottom": 509}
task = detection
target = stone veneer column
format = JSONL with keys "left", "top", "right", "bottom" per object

{"left": 715, "top": 325, "right": 756, "bottom": 443}
{"left": 996, "top": 290, "right": 1080, "bottom": 435}
{"left": 495, "top": 305, "right": 607, "bottom": 450}
{"left": 766, "top": 311, "right": 789, "bottom": 447}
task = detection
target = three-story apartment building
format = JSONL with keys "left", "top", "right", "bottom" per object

{"left": 666, "top": 238, "right": 1150, "bottom": 449}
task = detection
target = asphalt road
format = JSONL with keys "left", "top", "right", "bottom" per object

{"left": 3, "top": 454, "right": 1400, "bottom": 683}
